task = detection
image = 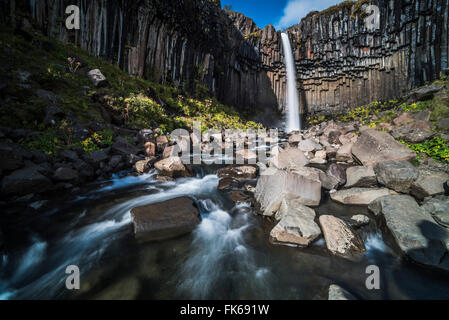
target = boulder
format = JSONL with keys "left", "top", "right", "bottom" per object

{"left": 437, "top": 118, "right": 449, "bottom": 131}
{"left": 349, "top": 215, "right": 370, "bottom": 228}
{"left": 144, "top": 142, "right": 156, "bottom": 157}
{"left": 217, "top": 166, "right": 257, "bottom": 180}
{"left": 336, "top": 143, "right": 354, "bottom": 162}
{"left": 230, "top": 191, "right": 252, "bottom": 203}
{"left": 408, "top": 84, "right": 443, "bottom": 102}
{"left": 83, "top": 150, "right": 108, "bottom": 167}
{"left": 352, "top": 129, "right": 416, "bottom": 166}
{"left": 1, "top": 166, "right": 53, "bottom": 196}
{"left": 134, "top": 158, "right": 156, "bottom": 174}
{"left": 43, "top": 106, "right": 65, "bottom": 126}
{"left": 298, "top": 139, "right": 322, "bottom": 152}
{"left": 53, "top": 167, "right": 78, "bottom": 182}
{"left": 288, "top": 133, "right": 302, "bottom": 145}
{"left": 393, "top": 113, "right": 414, "bottom": 126}
{"left": 327, "top": 130, "right": 342, "bottom": 145}
{"left": 318, "top": 171, "right": 340, "bottom": 191}
{"left": 410, "top": 169, "right": 449, "bottom": 200}
{"left": 327, "top": 164, "right": 347, "bottom": 186}
{"left": 345, "top": 166, "right": 377, "bottom": 188}
{"left": 108, "top": 155, "right": 123, "bottom": 168}
{"left": 162, "top": 145, "right": 175, "bottom": 159}
{"left": 59, "top": 149, "right": 79, "bottom": 162}
{"left": 0, "top": 142, "right": 24, "bottom": 171}
{"left": 112, "top": 137, "right": 140, "bottom": 156}
{"left": 255, "top": 167, "right": 322, "bottom": 216}
{"left": 368, "top": 195, "right": 449, "bottom": 272}
{"left": 339, "top": 133, "right": 357, "bottom": 146}
{"left": 270, "top": 199, "right": 321, "bottom": 246}
{"left": 391, "top": 121, "right": 433, "bottom": 143}
{"left": 217, "top": 177, "right": 241, "bottom": 191}
{"left": 421, "top": 196, "right": 449, "bottom": 228}
{"left": 331, "top": 188, "right": 393, "bottom": 205}
{"left": 374, "top": 161, "right": 418, "bottom": 193}
{"left": 154, "top": 157, "right": 193, "bottom": 178}
{"left": 87, "top": 69, "right": 107, "bottom": 87}
{"left": 130, "top": 197, "right": 201, "bottom": 242}
{"left": 269, "top": 147, "right": 309, "bottom": 169}
{"left": 315, "top": 150, "right": 327, "bottom": 160}
{"left": 319, "top": 215, "right": 366, "bottom": 258}
{"left": 328, "top": 285, "right": 357, "bottom": 300}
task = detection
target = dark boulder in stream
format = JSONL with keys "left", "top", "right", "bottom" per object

{"left": 130, "top": 197, "right": 201, "bottom": 242}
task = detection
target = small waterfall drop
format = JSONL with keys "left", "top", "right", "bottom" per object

{"left": 281, "top": 33, "right": 301, "bottom": 132}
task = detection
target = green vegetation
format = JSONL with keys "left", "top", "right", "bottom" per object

{"left": 304, "top": 0, "right": 370, "bottom": 20}
{"left": 398, "top": 137, "right": 449, "bottom": 164}
{"left": 244, "top": 31, "right": 261, "bottom": 40}
{"left": 0, "top": 23, "right": 262, "bottom": 156}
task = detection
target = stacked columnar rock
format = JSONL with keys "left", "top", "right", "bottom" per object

{"left": 2, "top": 0, "right": 448, "bottom": 118}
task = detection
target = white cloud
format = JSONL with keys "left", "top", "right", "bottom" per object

{"left": 275, "top": 0, "right": 342, "bottom": 30}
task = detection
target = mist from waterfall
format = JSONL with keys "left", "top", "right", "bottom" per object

{"left": 281, "top": 33, "right": 301, "bottom": 132}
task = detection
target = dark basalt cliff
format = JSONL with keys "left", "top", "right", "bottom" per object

{"left": 2, "top": 0, "right": 449, "bottom": 119}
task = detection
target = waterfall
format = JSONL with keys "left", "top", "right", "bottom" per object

{"left": 281, "top": 33, "right": 301, "bottom": 132}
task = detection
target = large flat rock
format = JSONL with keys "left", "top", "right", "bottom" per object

{"left": 130, "top": 197, "right": 201, "bottom": 242}
{"left": 345, "top": 166, "right": 377, "bottom": 188}
{"left": 331, "top": 188, "right": 393, "bottom": 205}
{"left": 368, "top": 195, "right": 449, "bottom": 272}
{"left": 269, "top": 147, "right": 309, "bottom": 169}
{"left": 255, "top": 167, "right": 322, "bottom": 216}
{"left": 352, "top": 129, "right": 416, "bottom": 166}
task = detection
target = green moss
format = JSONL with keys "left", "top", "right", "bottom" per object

{"left": 398, "top": 137, "right": 449, "bottom": 164}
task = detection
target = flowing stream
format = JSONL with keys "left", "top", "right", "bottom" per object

{"left": 281, "top": 33, "right": 301, "bottom": 133}
{"left": 1, "top": 161, "right": 449, "bottom": 300}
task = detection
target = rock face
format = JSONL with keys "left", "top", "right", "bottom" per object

{"left": 331, "top": 188, "right": 393, "bottom": 205}
{"left": 7, "top": 1, "right": 448, "bottom": 120}
{"left": 130, "top": 197, "right": 201, "bottom": 242}
{"left": 255, "top": 167, "right": 321, "bottom": 216}
{"left": 270, "top": 198, "right": 321, "bottom": 246}
{"left": 410, "top": 169, "right": 449, "bottom": 200}
{"left": 319, "top": 215, "right": 366, "bottom": 258}
{"left": 368, "top": 195, "right": 449, "bottom": 272}
{"left": 352, "top": 130, "right": 416, "bottom": 166}
{"left": 345, "top": 166, "right": 377, "bottom": 188}
{"left": 154, "top": 157, "right": 193, "bottom": 178}
{"left": 328, "top": 285, "right": 357, "bottom": 301}
{"left": 374, "top": 161, "right": 419, "bottom": 193}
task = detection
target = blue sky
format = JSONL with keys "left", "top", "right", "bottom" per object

{"left": 221, "top": 0, "right": 342, "bottom": 29}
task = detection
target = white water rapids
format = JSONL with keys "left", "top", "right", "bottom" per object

{"left": 281, "top": 32, "right": 301, "bottom": 132}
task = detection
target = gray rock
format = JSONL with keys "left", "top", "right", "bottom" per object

{"left": 255, "top": 167, "right": 322, "bottom": 216}
{"left": 298, "top": 139, "right": 322, "bottom": 152}
{"left": 83, "top": 150, "right": 108, "bottom": 167}
{"left": 319, "top": 215, "right": 366, "bottom": 258}
{"left": 374, "top": 161, "right": 418, "bottom": 193}
{"left": 345, "top": 166, "right": 377, "bottom": 188}
{"left": 17, "top": 70, "right": 31, "bottom": 82}
{"left": 437, "top": 118, "right": 449, "bottom": 131}
{"left": 35, "top": 89, "right": 59, "bottom": 104}
{"left": 108, "top": 155, "right": 123, "bottom": 168}
{"left": 87, "top": 69, "right": 107, "bottom": 87}
{"left": 368, "top": 195, "right": 449, "bottom": 272}
{"left": 0, "top": 142, "right": 24, "bottom": 171}
{"left": 391, "top": 121, "right": 434, "bottom": 143}
{"left": 331, "top": 188, "right": 393, "bottom": 205}
{"left": 327, "top": 164, "right": 346, "bottom": 186}
{"left": 352, "top": 129, "right": 416, "bottom": 166}
{"left": 53, "top": 167, "right": 78, "bottom": 182}
{"left": 318, "top": 170, "right": 340, "bottom": 191}
{"left": 59, "top": 150, "right": 79, "bottom": 162}
{"left": 409, "top": 84, "right": 443, "bottom": 101}
{"left": 271, "top": 198, "right": 322, "bottom": 246}
{"left": 349, "top": 215, "right": 370, "bottom": 228}
{"left": 1, "top": 166, "right": 53, "bottom": 196}
{"left": 112, "top": 137, "right": 140, "bottom": 156}
{"left": 336, "top": 143, "right": 354, "bottom": 162}
{"left": 269, "top": 147, "right": 309, "bottom": 169}
{"left": 130, "top": 197, "right": 201, "bottom": 242}
{"left": 328, "top": 284, "right": 357, "bottom": 300}
{"left": 410, "top": 169, "right": 449, "bottom": 200}
{"left": 43, "top": 106, "right": 65, "bottom": 126}
{"left": 421, "top": 196, "right": 449, "bottom": 228}
{"left": 154, "top": 156, "right": 193, "bottom": 178}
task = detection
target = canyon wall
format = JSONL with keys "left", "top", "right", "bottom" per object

{"left": 2, "top": 0, "right": 449, "bottom": 119}
{"left": 1, "top": 0, "right": 278, "bottom": 122}
{"left": 262, "top": 0, "right": 449, "bottom": 116}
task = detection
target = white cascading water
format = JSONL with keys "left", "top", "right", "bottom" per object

{"left": 281, "top": 33, "right": 301, "bottom": 132}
